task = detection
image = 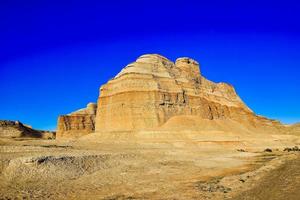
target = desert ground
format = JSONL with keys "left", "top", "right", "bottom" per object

{"left": 0, "top": 130, "right": 299, "bottom": 200}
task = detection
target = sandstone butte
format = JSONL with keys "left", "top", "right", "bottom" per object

{"left": 57, "top": 54, "right": 286, "bottom": 138}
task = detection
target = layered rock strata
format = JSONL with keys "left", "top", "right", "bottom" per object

{"left": 0, "top": 120, "right": 55, "bottom": 139}
{"left": 95, "top": 54, "right": 283, "bottom": 133}
{"left": 57, "top": 54, "right": 285, "bottom": 138}
{"left": 56, "top": 103, "right": 97, "bottom": 138}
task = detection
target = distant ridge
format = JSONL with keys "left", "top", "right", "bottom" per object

{"left": 0, "top": 120, "right": 55, "bottom": 139}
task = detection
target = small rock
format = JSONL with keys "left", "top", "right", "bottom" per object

{"left": 284, "top": 146, "right": 300, "bottom": 152}
{"left": 239, "top": 178, "right": 245, "bottom": 183}
{"left": 264, "top": 148, "right": 272, "bottom": 153}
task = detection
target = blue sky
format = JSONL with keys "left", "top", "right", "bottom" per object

{"left": 0, "top": 0, "right": 300, "bottom": 130}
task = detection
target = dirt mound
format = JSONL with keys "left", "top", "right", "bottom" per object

{"left": 159, "top": 115, "right": 252, "bottom": 134}
{"left": 287, "top": 123, "right": 300, "bottom": 135}
{"left": 2, "top": 154, "right": 115, "bottom": 181}
{"left": 1, "top": 152, "right": 139, "bottom": 180}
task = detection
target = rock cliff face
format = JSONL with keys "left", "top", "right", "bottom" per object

{"left": 0, "top": 120, "right": 55, "bottom": 139}
{"left": 56, "top": 103, "right": 97, "bottom": 138}
{"left": 57, "top": 54, "right": 285, "bottom": 138}
{"left": 95, "top": 54, "right": 283, "bottom": 133}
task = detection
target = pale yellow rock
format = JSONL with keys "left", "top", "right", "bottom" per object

{"left": 0, "top": 120, "right": 55, "bottom": 139}
{"left": 95, "top": 54, "right": 284, "bottom": 133}
{"left": 56, "top": 54, "right": 287, "bottom": 137}
{"left": 56, "top": 103, "right": 97, "bottom": 138}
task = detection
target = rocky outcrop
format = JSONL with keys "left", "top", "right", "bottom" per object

{"left": 57, "top": 54, "right": 285, "bottom": 138}
{"left": 56, "top": 103, "right": 97, "bottom": 138}
{"left": 0, "top": 120, "right": 55, "bottom": 139}
{"left": 95, "top": 54, "right": 284, "bottom": 133}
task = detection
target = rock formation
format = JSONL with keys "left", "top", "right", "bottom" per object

{"left": 56, "top": 103, "right": 97, "bottom": 138}
{"left": 95, "top": 54, "right": 283, "bottom": 133}
{"left": 57, "top": 54, "right": 285, "bottom": 138}
{"left": 0, "top": 120, "right": 55, "bottom": 139}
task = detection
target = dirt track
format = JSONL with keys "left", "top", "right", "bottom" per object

{"left": 232, "top": 154, "right": 300, "bottom": 200}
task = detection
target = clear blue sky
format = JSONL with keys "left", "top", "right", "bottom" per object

{"left": 0, "top": 0, "right": 299, "bottom": 130}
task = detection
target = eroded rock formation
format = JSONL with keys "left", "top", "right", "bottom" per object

{"left": 95, "top": 54, "right": 283, "bottom": 133}
{"left": 57, "top": 54, "right": 285, "bottom": 138}
{"left": 0, "top": 120, "right": 55, "bottom": 139}
{"left": 56, "top": 103, "right": 97, "bottom": 138}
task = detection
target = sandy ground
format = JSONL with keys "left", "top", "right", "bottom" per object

{"left": 232, "top": 154, "right": 300, "bottom": 200}
{"left": 0, "top": 132, "right": 299, "bottom": 200}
